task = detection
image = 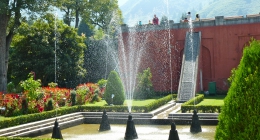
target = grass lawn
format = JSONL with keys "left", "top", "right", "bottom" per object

{"left": 197, "top": 95, "right": 226, "bottom": 106}
{"left": 85, "top": 99, "right": 157, "bottom": 106}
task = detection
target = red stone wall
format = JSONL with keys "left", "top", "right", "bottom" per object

{"left": 120, "top": 22, "right": 260, "bottom": 93}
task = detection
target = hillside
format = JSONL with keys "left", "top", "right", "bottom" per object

{"left": 119, "top": 0, "right": 260, "bottom": 26}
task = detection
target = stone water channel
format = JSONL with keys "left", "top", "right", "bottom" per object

{"left": 0, "top": 100, "right": 218, "bottom": 139}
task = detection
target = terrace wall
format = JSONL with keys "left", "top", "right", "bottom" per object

{"left": 120, "top": 14, "right": 260, "bottom": 93}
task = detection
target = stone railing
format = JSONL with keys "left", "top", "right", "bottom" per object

{"left": 121, "top": 13, "right": 260, "bottom": 32}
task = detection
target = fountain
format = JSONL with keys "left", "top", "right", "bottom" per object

{"left": 38, "top": 124, "right": 216, "bottom": 139}
{"left": 99, "top": 110, "right": 111, "bottom": 131}
{"left": 0, "top": 3, "right": 217, "bottom": 140}
{"left": 51, "top": 119, "right": 63, "bottom": 139}
{"left": 190, "top": 110, "right": 202, "bottom": 133}
{"left": 124, "top": 115, "right": 138, "bottom": 140}
{"left": 168, "top": 122, "right": 180, "bottom": 140}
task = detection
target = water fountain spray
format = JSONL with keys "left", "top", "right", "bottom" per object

{"left": 51, "top": 12, "right": 63, "bottom": 139}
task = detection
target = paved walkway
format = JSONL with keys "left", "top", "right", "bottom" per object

{"left": 151, "top": 101, "right": 182, "bottom": 119}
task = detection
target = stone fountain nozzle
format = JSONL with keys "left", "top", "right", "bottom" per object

{"left": 51, "top": 118, "right": 63, "bottom": 139}
{"left": 190, "top": 110, "right": 202, "bottom": 133}
{"left": 168, "top": 122, "right": 179, "bottom": 140}
{"left": 124, "top": 114, "right": 138, "bottom": 140}
{"left": 99, "top": 110, "right": 111, "bottom": 131}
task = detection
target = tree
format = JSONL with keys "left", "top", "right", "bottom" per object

{"left": 104, "top": 70, "right": 125, "bottom": 105}
{"left": 53, "top": 0, "right": 88, "bottom": 28}
{"left": 160, "top": 15, "right": 169, "bottom": 26}
{"left": 77, "top": 20, "right": 93, "bottom": 37}
{"left": 82, "top": 0, "right": 123, "bottom": 32}
{"left": 134, "top": 68, "right": 154, "bottom": 99}
{"left": 215, "top": 39, "right": 260, "bottom": 139}
{"left": 8, "top": 13, "right": 86, "bottom": 88}
{"left": 0, "top": 0, "right": 51, "bottom": 93}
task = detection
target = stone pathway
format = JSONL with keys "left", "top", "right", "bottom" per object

{"left": 151, "top": 101, "right": 182, "bottom": 119}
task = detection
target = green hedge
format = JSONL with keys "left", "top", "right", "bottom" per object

{"left": 0, "top": 106, "right": 79, "bottom": 129}
{"left": 0, "top": 94, "right": 176, "bottom": 129}
{"left": 181, "top": 94, "right": 222, "bottom": 113}
{"left": 79, "top": 94, "right": 175, "bottom": 113}
{"left": 181, "top": 105, "right": 222, "bottom": 113}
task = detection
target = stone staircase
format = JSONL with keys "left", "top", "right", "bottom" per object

{"left": 177, "top": 32, "right": 201, "bottom": 102}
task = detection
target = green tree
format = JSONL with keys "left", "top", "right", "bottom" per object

{"left": 104, "top": 70, "right": 125, "bottom": 105}
{"left": 215, "top": 39, "right": 260, "bottom": 139}
{"left": 8, "top": 13, "right": 86, "bottom": 87}
{"left": 0, "top": 0, "right": 51, "bottom": 93}
{"left": 160, "top": 15, "right": 169, "bottom": 26}
{"left": 82, "top": 0, "right": 123, "bottom": 31}
{"left": 78, "top": 20, "right": 93, "bottom": 37}
{"left": 53, "top": 0, "right": 88, "bottom": 28}
{"left": 134, "top": 68, "right": 154, "bottom": 99}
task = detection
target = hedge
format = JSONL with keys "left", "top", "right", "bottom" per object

{"left": 0, "top": 94, "right": 176, "bottom": 129}
{"left": 181, "top": 94, "right": 222, "bottom": 113}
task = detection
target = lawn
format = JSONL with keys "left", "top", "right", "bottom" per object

{"left": 85, "top": 99, "right": 157, "bottom": 106}
{"left": 197, "top": 95, "right": 226, "bottom": 106}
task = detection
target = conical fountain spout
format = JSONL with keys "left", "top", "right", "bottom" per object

{"left": 124, "top": 114, "right": 138, "bottom": 140}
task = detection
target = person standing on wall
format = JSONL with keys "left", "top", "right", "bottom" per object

{"left": 153, "top": 14, "right": 159, "bottom": 25}
{"left": 195, "top": 14, "right": 200, "bottom": 21}
{"left": 186, "top": 12, "right": 191, "bottom": 21}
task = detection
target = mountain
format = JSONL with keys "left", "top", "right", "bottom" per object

{"left": 119, "top": 0, "right": 260, "bottom": 26}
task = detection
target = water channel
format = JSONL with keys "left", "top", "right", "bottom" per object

{"left": 38, "top": 124, "right": 216, "bottom": 140}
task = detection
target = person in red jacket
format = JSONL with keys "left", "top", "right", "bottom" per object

{"left": 152, "top": 14, "right": 159, "bottom": 25}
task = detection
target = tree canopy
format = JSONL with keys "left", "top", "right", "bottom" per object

{"left": 8, "top": 13, "right": 86, "bottom": 88}
{"left": 0, "top": 0, "right": 52, "bottom": 92}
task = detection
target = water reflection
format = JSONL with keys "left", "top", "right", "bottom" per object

{"left": 38, "top": 124, "right": 215, "bottom": 140}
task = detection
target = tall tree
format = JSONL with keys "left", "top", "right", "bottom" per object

{"left": 77, "top": 20, "right": 93, "bottom": 37}
{"left": 0, "top": 0, "right": 51, "bottom": 93}
{"left": 84, "top": 0, "right": 123, "bottom": 32}
{"left": 160, "top": 15, "right": 169, "bottom": 26}
{"left": 8, "top": 13, "right": 86, "bottom": 88}
{"left": 53, "top": 0, "right": 88, "bottom": 28}
{"left": 54, "top": 0, "right": 123, "bottom": 31}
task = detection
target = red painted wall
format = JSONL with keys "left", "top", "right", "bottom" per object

{"left": 120, "top": 22, "right": 260, "bottom": 93}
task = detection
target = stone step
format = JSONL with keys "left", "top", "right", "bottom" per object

{"left": 0, "top": 112, "right": 83, "bottom": 137}
{"left": 168, "top": 113, "right": 219, "bottom": 119}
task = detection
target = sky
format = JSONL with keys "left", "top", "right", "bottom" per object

{"left": 118, "top": 0, "right": 127, "bottom": 6}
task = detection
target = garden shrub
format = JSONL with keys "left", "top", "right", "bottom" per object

{"left": 20, "top": 73, "right": 41, "bottom": 102}
{"left": 7, "top": 82, "right": 15, "bottom": 93}
{"left": 21, "top": 98, "right": 28, "bottom": 114}
{"left": 70, "top": 90, "right": 76, "bottom": 106}
{"left": 215, "top": 39, "right": 260, "bottom": 139}
{"left": 97, "top": 79, "right": 107, "bottom": 98}
{"left": 134, "top": 68, "right": 154, "bottom": 99}
{"left": 104, "top": 70, "right": 125, "bottom": 105}
{"left": 76, "top": 84, "right": 89, "bottom": 105}
{"left": 44, "top": 98, "right": 54, "bottom": 111}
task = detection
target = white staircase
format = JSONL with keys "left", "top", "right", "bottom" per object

{"left": 177, "top": 32, "right": 201, "bottom": 102}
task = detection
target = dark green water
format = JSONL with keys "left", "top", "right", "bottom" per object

{"left": 38, "top": 124, "right": 216, "bottom": 140}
